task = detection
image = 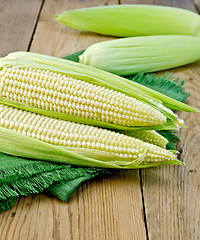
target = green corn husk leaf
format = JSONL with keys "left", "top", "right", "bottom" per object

{"left": 0, "top": 127, "right": 182, "bottom": 169}
{"left": 79, "top": 35, "right": 200, "bottom": 76}
{"left": 1, "top": 52, "right": 197, "bottom": 130}
{"left": 54, "top": 5, "right": 200, "bottom": 37}
{"left": 64, "top": 52, "right": 191, "bottom": 107}
{"left": 4, "top": 52, "right": 196, "bottom": 113}
{"left": 0, "top": 60, "right": 175, "bottom": 131}
{"left": 0, "top": 51, "right": 186, "bottom": 213}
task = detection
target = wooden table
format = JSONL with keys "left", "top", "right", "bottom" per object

{"left": 0, "top": 0, "right": 199, "bottom": 239}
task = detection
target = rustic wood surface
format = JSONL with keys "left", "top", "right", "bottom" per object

{"left": 0, "top": 0, "right": 199, "bottom": 239}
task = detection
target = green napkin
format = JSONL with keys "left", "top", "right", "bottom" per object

{"left": 0, "top": 152, "right": 109, "bottom": 212}
{"left": 0, "top": 51, "right": 188, "bottom": 212}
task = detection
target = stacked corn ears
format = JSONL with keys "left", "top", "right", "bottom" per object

{"left": 0, "top": 52, "right": 197, "bottom": 169}
{"left": 55, "top": 5, "right": 200, "bottom": 75}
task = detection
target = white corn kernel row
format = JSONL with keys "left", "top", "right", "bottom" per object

{"left": 126, "top": 130, "right": 168, "bottom": 148}
{"left": 0, "top": 104, "right": 175, "bottom": 163}
{"left": 0, "top": 66, "right": 166, "bottom": 127}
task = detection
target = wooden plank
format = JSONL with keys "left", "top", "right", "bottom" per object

{"left": 0, "top": 171, "right": 146, "bottom": 240}
{"left": 120, "top": 0, "right": 200, "bottom": 239}
{"left": 30, "top": 0, "right": 116, "bottom": 56}
{"left": 0, "top": 0, "right": 147, "bottom": 239}
{"left": 0, "top": 0, "right": 43, "bottom": 57}
{"left": 141, "top": 62, "right": 200, "bottom": 240}
{"left": 120, "top": 0, "right": 197, "bottom": 11}
{"left": 192, "top": 0, "right": 200, "bottom": 12}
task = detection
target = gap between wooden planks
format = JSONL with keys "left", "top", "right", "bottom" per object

{"left": 121, "top": 0, "right": 200, "bottom": 239}
{"left": 0, "top": 0, "right": 146, "bottom": 240}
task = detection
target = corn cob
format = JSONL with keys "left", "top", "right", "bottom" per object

{"left": 0, "top": 104, "right": 181, "bottom": 168}
{"left": 6, "top": 51, "right": 197, "bottom": 112}
{"left": 0, "top": 66, "right": 166, "bottom": 127}
{"left": 79, "top": 35, "right": 200, "bottom": 76}
{"left": 0, "top": 52, "right": 197, "bottom": 132}
{"left": 122, "top": 130, "right": 168, "bottom": 148}
{"left": 55, "top": 5, "right": 200, "bottom": 37}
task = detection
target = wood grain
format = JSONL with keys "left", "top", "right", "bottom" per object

{"left": 193, "top": 0, "right": 200, "bottom": 12}
{"left": 0, "top": 173, "right": 147, "bottom": 240}
{"left": 29, "top": 0, "right": 147, "bottom": 238}
{"left": 141, "top": 61, "right": 200, "bottom": 240}
{"left": 0, "top": 0, "right": 200, "bottom": 239}
{"left": 120, "top": 0, "right": 200, "bottom": 239}
{"left": 0, "top": 0, "right": 146, "bottom": 239}
{"left": 120, "top": 0, "right": 197, "bottom": 11}
{"left": 0, "top": 0, "right": 43, "bottom": 57}
{"left": 29, "top": 0, "right": 117, "bottom": 56}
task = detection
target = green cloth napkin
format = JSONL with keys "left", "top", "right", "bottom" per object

{"left": 0, "top": 152, "right": 109, "bottom": 212}
{"left": 0, "top": 51, "right": 188, "bottom": 212}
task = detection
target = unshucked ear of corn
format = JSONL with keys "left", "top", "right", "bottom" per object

{"left": 79, "top": 35, "right": 200, "bottom": 76}
{"left": 0, "top": 52, "right": 197, "bottom": 133}
{"left": 54, "top": 5, "right": 200, "bottom": 37}
{"left": 0, "top": 104, "right": 182, "bottom": 168}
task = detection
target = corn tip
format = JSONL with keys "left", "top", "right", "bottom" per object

{"left": 54, "top": 14, "right": 60, "bottom": 21}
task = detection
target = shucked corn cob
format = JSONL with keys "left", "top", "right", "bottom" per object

{"left": 79, "top": 35, "right": 200, "bottom": 76}
{"left": 55, "top": 5, "right": 200, "bottom": 37}
{"left": 0, "top": 104, "right": 181, "bottom": 168}
{"left": 0, "top": 52, "right": 197, "bottom": 133}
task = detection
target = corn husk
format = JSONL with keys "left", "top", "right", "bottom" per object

{"left": 0, "top": 52, "right": 197, "bottom": 132}
{"left": 79, "top": 35, "right": 200, "bottom": 75}
{"left": 55, "top": 5, "right": 200, "bottom": 37}
{"left": 0, "top": 52, "right": 187, "bottom": 169}
{"left": 0, "top": 126, "right": 182, "bottom": 169}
